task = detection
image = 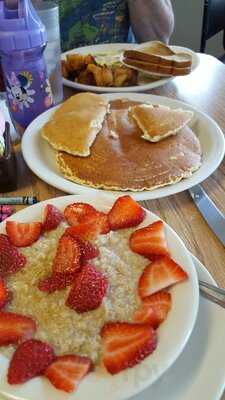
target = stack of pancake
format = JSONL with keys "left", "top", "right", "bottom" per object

{"left": 41, "top": 92, "right": 202, "bottom": 191}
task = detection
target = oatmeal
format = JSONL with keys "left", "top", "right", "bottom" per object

{"left": 5, "top": 224, "right": 147, "bottom": 363}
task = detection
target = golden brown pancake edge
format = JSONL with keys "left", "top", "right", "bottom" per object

{"left": 56, "top": 99, "right": 202, "bottom": 192}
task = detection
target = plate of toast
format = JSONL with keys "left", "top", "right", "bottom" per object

{"left": 61, "top": 41, "right": 199, "bottom": 93}
{"left": 21, "top": 92, "right": 225, "bottom": 200}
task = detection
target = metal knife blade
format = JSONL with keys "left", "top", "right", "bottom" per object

{"left": 189, "top": 185, "right": 225, "bottom": 247}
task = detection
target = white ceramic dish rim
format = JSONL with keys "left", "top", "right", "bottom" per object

{"left": 134, "top": 256, "right": 225, "bottom": 400}
{"left": 21, "top": 93, "right": 225, "bottom": 201}
{"left": 0, "top": 194, "right": 199, "bottom": 400}
{"left": 61, "top": 43, "right": 199, "bottom": 93}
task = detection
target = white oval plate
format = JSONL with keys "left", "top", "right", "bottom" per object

{"left": 134, "top": 256, "right": 225, "bottom": 400}
{"left": 0, "top": 194, "right": 199, "bottom": 400}
{"left": 61, "top": 43, "right": 199, "bottom": 93}
{"left": 21, "top": 93, "right": 225, "bottom": 201}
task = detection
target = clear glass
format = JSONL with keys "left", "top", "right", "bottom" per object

{"left": 33, "top": 0, "right": 64, "bottom": 104}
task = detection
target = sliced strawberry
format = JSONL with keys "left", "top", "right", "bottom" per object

{"left": 129, "top": 220, "right": 170, "bottom": 259}
{"left": 133, "top": 291, "right": 172, "bottom": 328}
{"left": 64, "top": 202, "right": 110, "bottom": 235}
{"left": 108, "top": 195, "right": 145, "bottom": 230}
{"left": 0, "top": 312, "right": 36, "bottom": 346}
{"left": 38, "top": 273, "right": 75, "bottom": 293}
{"left": 66, "top": 264, "right": 108, "bottom": 313}
{"left": 52, "top": 234, "right": 81, "bottom": 276}
{"left": 65, "top": 215, "right": 108, "bottom": 242}
{"left": 0, "top": 234, "right": 26, "bottom": 277}
{"left": 45, "top": 355, "right": 93, "bottom": 393}
{"left": 96, "top": 212, "right": 110, "bottom": 234}
{"left": 42, "top": 204, "right": 63, "bottom": 232}
{"left": 101, "top": 322, "right": 157, "bottom": 375}
{"left": 138, "top": 256, "right": 188, "bottom": 299}
{"left": 8, "top": 339, "right": 55, "bottom": 384}
{"left": 0, "top": 278, "right": 11, "bottom": 309}
{"left": 79, "top": 240, "right": 99, "bottom": 265}
{"left": 6, "top": 221, "right": 42, "bottom": 247}
{"left": 64, "top": 203, "right": 97, "bottom": 226}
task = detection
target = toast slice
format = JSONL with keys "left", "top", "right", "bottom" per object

{"left": 123, "top": 41, "right": 192, "bottom": 77}
{"left": 123, "top": 50, "right": 192, "bottom": 68}
{"left": 123, "top": 58, "right": 191, "bottom": 76}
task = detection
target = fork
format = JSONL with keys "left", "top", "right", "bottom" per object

{"left": 199, "top": 280, "right": 225, "bottom": 308}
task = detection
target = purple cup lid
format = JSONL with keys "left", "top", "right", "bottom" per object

{"left": 0, "top": 0, "right": 47, "bottom": 53}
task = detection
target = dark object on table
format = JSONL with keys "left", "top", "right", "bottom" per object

{"left": 0, "top": 62, "right": 5, "bottom": 92}
{"left": 200, "top": 0, "right": 225, "bottom": 61}
{"left": 0, "top": 122, "right": 17, "bottom": 193}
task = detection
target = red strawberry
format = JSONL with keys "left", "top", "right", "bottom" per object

{"left": 66, "top": 264, "right": 108, "bottom": 313}
{"left": 38, "top": 273, "right": 75, "bottom": 293}
{"left": 79, "top": 240, "right": 99, "bottom": 265}
{"left": 108, "top": 195, "right": 145, "bottom": 230}
{"left": 0, "top": 234, "right": 26, "bottom": 276}
{"left": 6, "top": 221, "right": 42, "bottom": 247}
{"left": 101, "top": 322, "right": 157, "bottom": 375}
{"left": 138, "top": 256, "right": 188, "bottom": 299}
{"left": 52, "top": 234, "right": 81, "bottom": 276}
{"left": 8, "top": 339, "right": 55, "bottom": 384}
{"left": 64, "top": 202, "right": 110, "bottom": 235}
{"left": 65, "top": 215, "right": 109, "bottom": 241}
{"left": 64, "top": 203, "right": 98, "bottom": 226}
{"left": 96, "top": 212, "right": 110, "bottom": 234}
{"left": 42, "top": 204, "right": 63, "bottom": 232}
{"left": 0, "top": 312, "right": 36, "bottom": 346}
{"left": 45, "top": 355, "right": 93, "bottom": 393}
{"left": 129, "top": 220, "right": 170, "bottom": 260}
{"left": 38, "top": 273, "right": 74, "bottom": 293}
{"left": 0, "top": 278, "right": 11, "bottom": 309}
{"left": 133, "top": 291, "right": 172, "bottom": 328}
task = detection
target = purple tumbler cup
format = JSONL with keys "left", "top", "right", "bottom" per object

{"left": 0, "top": 0, "right": 54, "bottom": 134}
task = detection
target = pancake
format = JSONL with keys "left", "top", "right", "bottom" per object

{"left": 56, "top": 99, "right": 202, "bottom": 191}
{"left": 130, "top": 104, "right": 193, "bottom": 142}
{"left": 41, "top": 93, "right": 109, "bottom": 157}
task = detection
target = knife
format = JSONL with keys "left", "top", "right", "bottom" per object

{"left": 189, "top": 184, "right": 225, "bottom": 247}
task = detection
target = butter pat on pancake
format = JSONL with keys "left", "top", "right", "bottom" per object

{"left": 56, "top": 99, "right": 202, "bottom": 192}
{"left": 130, "top": 104, "right": 193, "bottom": 142}
{"left": 41, "top": 92, "right": 109, "bottom": 156}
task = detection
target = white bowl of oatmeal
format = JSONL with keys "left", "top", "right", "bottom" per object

{"left": 0, "top": 194, "right": 199, "bottom": 400}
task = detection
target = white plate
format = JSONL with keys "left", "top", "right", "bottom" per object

{"left": 133, "top": 255, "right": 225, "bottom": 400}
{"left": 0, "top": 194, "right": 199, "bottom": 400}
{"left": 61, "top": 43, "right": 199, "bottom": 93}
{"left": 21, "top": 93, "right": 225, "bottom": 201}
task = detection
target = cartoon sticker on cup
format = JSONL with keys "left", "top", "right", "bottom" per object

{"left": 6, "top": 71, "right": 35, "bottom": 111}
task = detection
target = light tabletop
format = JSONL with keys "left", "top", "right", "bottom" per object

{"left": 1, "top": 52, "right": 225, "bottom": 399}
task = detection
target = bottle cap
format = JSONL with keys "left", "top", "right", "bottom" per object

{"left": 0, "top": 0, "right": 47, "bottom": 53}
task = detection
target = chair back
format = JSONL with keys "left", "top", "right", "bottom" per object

{"left": 201, "top": 0, "right": 225, "bottom": 52}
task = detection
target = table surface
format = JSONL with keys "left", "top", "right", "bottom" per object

{"left": 1, "top": 52, "right": 225, "bottom": 399}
